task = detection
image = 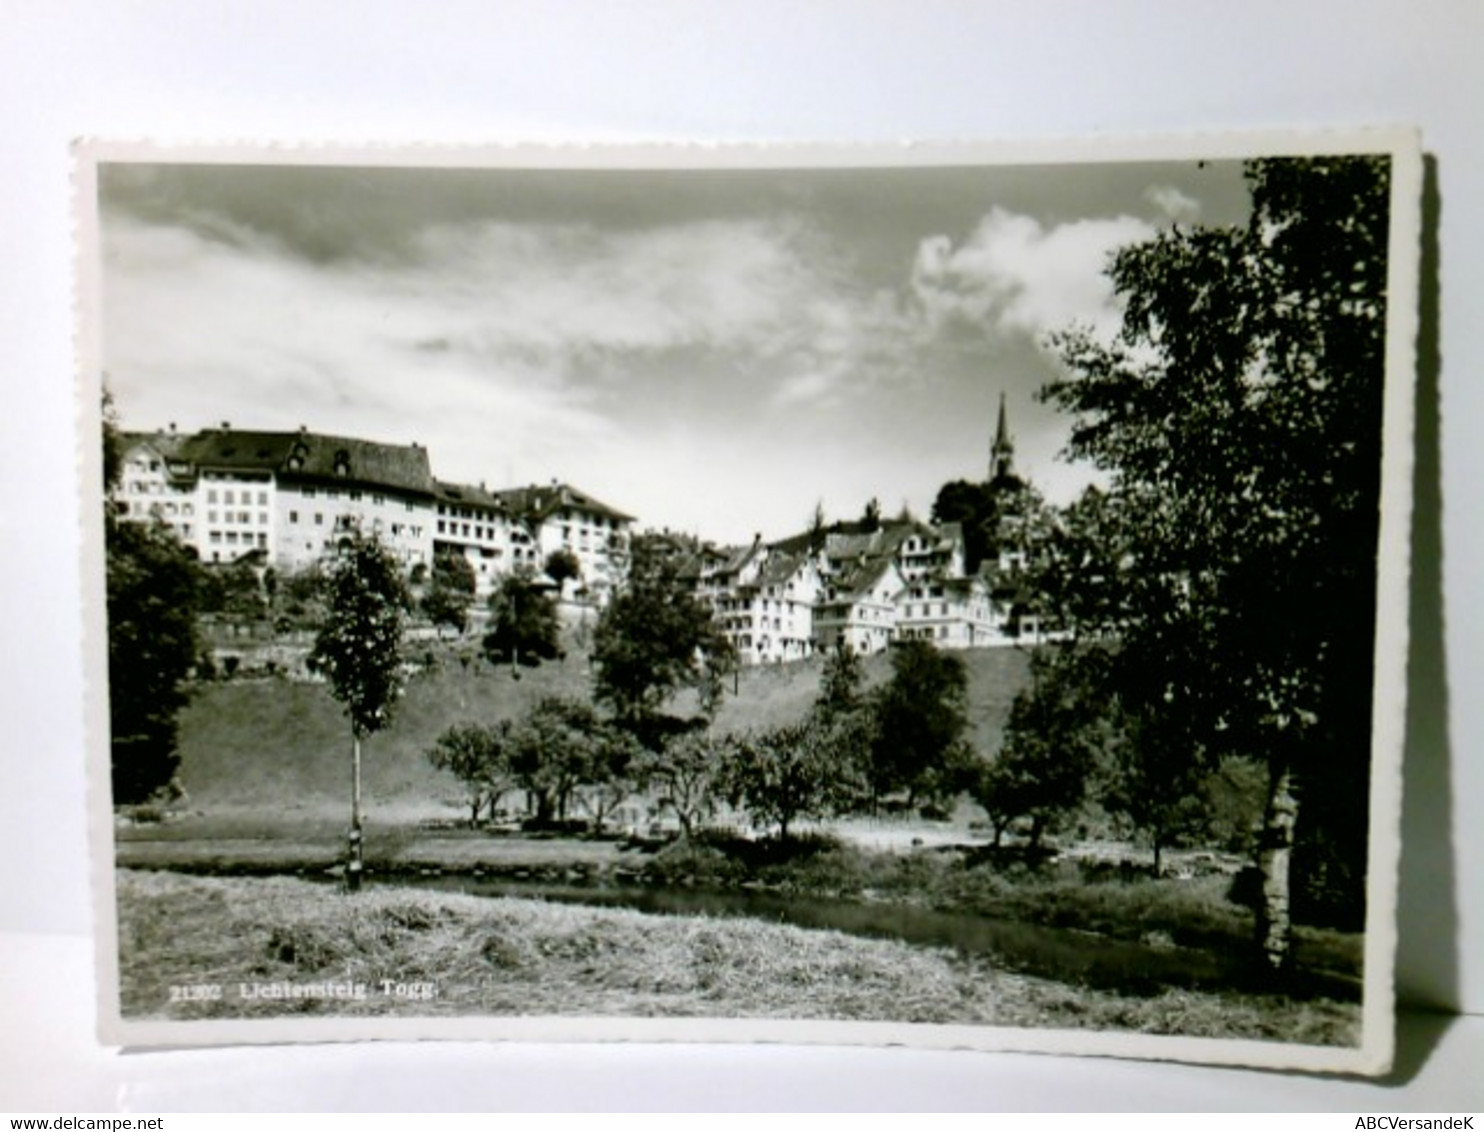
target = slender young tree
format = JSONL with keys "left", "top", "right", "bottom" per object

{"left": 308, "top": 528, "right": 409, "bottom": 890}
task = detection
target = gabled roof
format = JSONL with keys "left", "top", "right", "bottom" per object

{"left": 433, "top": 479, "right": 510, "bottom": 513}
{"left": 119, "top": 429, "right": 192, "bottom": 460}
{"left": 495, "top": 483, "right": 634, "bottom": 524}
{"left": 822, "top": 554, "right": 903, "bottom": 604}
{"left": 178, "top": 428, "right": 437, "bottom": 496}
{"left": 757, "top": 548, "right": 814, "bottom": 587}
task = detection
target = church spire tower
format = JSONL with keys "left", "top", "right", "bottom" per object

{"left": 990, "top": 391, "right": 1015, "bottom": 483}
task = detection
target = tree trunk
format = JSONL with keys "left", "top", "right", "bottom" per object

{"left": 1255, "top": 762, "right": 1299, "bottom": 974}
{"left": 347, "top": 731, "right": 363, "bottom": 892}
{"left": 1152, "top": 835, "right": 1163, "bottom": 879}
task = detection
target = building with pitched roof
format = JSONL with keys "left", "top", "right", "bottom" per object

{"left": 111, "top": 428, "right": 633, "bottom": 607}
{"left": 431, "top": 480, "right": 539, "bottom": 598}
{"left": 116, "top": 424, "right": 439, "bottom": 569}
{"left": 812, "top": 554, "right": 907, "bottom": 657}
{"left": 493, "top": 482, "right": 634, "bottom": 605}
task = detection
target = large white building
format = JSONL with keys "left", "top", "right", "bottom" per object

{"left": 113, "top": 426, "right": 633, "bottom": 605}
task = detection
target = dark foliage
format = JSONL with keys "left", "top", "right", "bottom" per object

{"left": 483, "top": 569, "right": 562, "bottom": 667}
{"left": 592, "top": 532, "right": 734, "bottom": 726}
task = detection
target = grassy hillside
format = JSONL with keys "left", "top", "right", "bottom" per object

{"left": 173, "top": 642, "right": 1033, "bottom": 813}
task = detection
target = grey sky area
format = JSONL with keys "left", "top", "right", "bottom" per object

{"left": 100, "top": 156, "right": 1251, "bottom": 545}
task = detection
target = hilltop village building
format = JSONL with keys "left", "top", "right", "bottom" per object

{"left": 682, "top": 394, "right": 1040, "bottom": 665}
{"left": 113, "top": 424, "right": 633, "bottom": 604}
{"left": 114, "top": 397, "right": 1041, "bottom": 658}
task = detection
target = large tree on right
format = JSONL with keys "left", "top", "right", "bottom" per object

{"left": 1043, "top": 156, "right": 1391, "bottom": 972}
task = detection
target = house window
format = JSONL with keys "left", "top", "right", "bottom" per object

{"left": 224, "top": 491, "right": 235, "bottom": 505}
{"left": 289, "top": 511, "right": 299, "bottom": 523}
{"left": 207, "top": 490, "right": 218, "bottom": 504}
{"left": 314, "top": 513, "right": 323, "bottom": 526}
{"left": 257, "top": 491, "right": 268, "bottom": 506}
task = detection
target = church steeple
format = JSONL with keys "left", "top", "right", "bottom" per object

{"left": 990, "top": 392, "right": 1015, "bottom": 483}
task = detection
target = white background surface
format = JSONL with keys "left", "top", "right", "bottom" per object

{"left": 1, "top": 0, "right": 1479, "bottom": 1111}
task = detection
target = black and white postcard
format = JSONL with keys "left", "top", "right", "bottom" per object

{"left": 76, "top": 132, "right": 1419, "bottom": 1072}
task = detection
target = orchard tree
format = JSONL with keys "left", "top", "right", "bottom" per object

{"left": 635, "top": 728, "right": 730, "bottom": 839}
{"left": 593, "top": 532, "right": 734, "bottom": 728}
{"left": 425, "top": 721, "right": 514, "bottom": 826}
{"left": 308, "top": 528, "right": 409, "bottom": 889}
{"left": 505, "top": 696, "right": 603, "bottom": 825}
{"left": 723, "top": 717, "right": 867, "bottom": 842}
{"left": 577, "top": 724, "right": 644, "bottom": 834}
{"left": 1042, "top": 155, "right": 1391, "bottom": 968}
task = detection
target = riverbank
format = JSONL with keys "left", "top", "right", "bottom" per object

{"left": 115, "top": 869, "right": 1359, "bottom": 1044}
{"left": 116, "top": 812, "right": 1362, "bottom": 1000}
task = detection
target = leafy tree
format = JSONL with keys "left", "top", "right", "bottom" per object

{"left": 102, "top": 393, "right": 204, "bottom": 804}
{"left": 866, "top": 638, "right": 971, "bottom": 809}
{"left": 576, "top": 724, "right": 644, "bottom": 834}
{"left": 970, "top": 646, "right": 1100, "bottom": 848}
{"left": 592, "top": 532, "right": 734, "bottom": 727}
{"left": 107, "top": 518, "right": 204, "bottom": 804}
{"left": 1098, "top": 702, "right": 1211, "bottom": 876}
{"left": 543, "top": 547, "right": 582, "bottom": 591}
{"left": 307, "top": 527, "right": 409, "bottom": 888}
{"left": 271, "top": 564, "right": 328, "bottom": 632}
{"left": 483, "top": 568, "right": 562, "bottom": 668}
{"left": 817, "top": 641, "right": 865, "bottom": 722}
{"left": 1041, "top": 155, "right": 1391, "bottom": 966}
{"left": 1200, "top": 755, "right": 1268, "bottom": 856}
{"left": 635, "top": 728, "right": 729, "bottom": 839}
{"left": 807, "top": 500, "right": 828, "bottom": 549}
{"left": 723, "top": 716, "right": 869, "bottom": 841}
{"left": 423, "top": 550, "right": 476, "bottom": 635}
{"left": 504, "top": 696, "right": 608, "bottom": 825}
{"left": 426, "top": 721, "right": 514, "bottom": 825}
{"left": 860, "top": 496, "right": 882, "bottom": 532}
{"left": 199, "top": 561, "right": 268, "bottom": 624}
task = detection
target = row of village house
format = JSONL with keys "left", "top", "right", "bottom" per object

{"left": 114, "top": 423, "right": 1036, "bottom": 664}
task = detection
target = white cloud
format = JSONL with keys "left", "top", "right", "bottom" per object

{"left": 909, "top": 207, "right": 1156, "bottom": 343}
{"left": 1144, "top": 183, "right": 1202, "bottom": 224}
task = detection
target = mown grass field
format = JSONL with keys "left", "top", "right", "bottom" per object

{"left": 115, "top": 869, "right": 1360, "bottom": 1045}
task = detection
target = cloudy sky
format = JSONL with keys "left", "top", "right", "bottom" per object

{"left": 98, "top": 154, "right": 1251, "bottom": 545}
